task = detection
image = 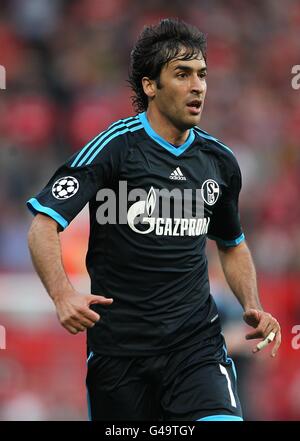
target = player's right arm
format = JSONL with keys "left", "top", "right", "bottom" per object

{"left": 28, "top": 213, "right": 113, "bottom": 335}
{"left": 26, "top": 118, "right": 140, "bottom": 332}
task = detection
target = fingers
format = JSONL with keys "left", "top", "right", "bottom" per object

{"left": 61, "top": 318, "right": 90, "bottom": 334}
{"left": 85, "top": 309, "right": 101, "bottom": 322}
{"left": 263, "top": 322, "right": 275, "bottom": 338}
{"left": 80, "top": 307, "right": 100, "bottom": 324}
{"left": 61, "top": 311, "right": 99, "bottom": 334}
{"left": 88, "top": 295, "right": 114, "bottom": 306}
{"left": 244, "top": 309, "right": 281, "bottom": 357}
{"left": 68, "top": 326, "right": 80, "bottom": 335}
{"left": 271, "top": 330, "right": 282, "bottom": 358}
{"left": 78, "top": 315, "right": 98, "bottom": 328}
{"left": 245, "top": 313, "right": 276, "bottom": 340}
{"left": 79, "top": 294, "right": 114, "bottom": 325}
{"left": 56, "top": 292, "right": 114, "bottom": 335}
{"left": 253, "top": 331, "right": 276, "bottom": 353}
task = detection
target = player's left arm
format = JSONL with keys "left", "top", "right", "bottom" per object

{"left": 217, "top": 240, "right": 281, "bottom": 357}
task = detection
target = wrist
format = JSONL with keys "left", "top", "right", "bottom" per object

{"left": 50, "top": 284, "right": 75, "bottom": 305}
{"left": 243, "top": 303, "right": 264, "bottom": 312}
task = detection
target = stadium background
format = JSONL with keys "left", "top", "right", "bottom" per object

{"left": 0, "top": 0, "right": 299, "bottom": 420}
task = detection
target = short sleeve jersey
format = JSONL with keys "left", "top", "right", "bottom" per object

{"left": 27, "top": 112, "right": 245, "bottom": 356}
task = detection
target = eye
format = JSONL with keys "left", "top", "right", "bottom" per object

{"left": 199, "top": 72, "right": 207, "bottom": 79}
{"left": 177, "top": 72, "right": 188, "bottom": 78}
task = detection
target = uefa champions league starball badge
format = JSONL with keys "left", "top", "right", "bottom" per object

{"left": 52, "top": 176, "right": 79, "bottom": 200}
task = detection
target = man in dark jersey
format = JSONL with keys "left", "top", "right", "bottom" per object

{"left": 27, "top": 19, "right": 281, "bottom": 421}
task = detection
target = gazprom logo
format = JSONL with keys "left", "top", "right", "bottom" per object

{"left": 0, "top": 325, "right": 6, "bottom": 350}
{"left": 0, "top": 65, "right": 6, "bottom": 90}
{"left": 127, "top": 186, "right": 210, "bottom": 236}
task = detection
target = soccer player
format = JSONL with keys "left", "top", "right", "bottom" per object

{"left": 27, "top": 19, "right": 281, "bottom": 421}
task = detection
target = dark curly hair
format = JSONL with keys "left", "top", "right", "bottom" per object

{"left": 129, "top": 18, "right": 207, "bottom": 113}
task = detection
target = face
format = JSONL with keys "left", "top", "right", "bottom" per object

{"left": 143, "top": 51, "right": 207, "bottom": 131}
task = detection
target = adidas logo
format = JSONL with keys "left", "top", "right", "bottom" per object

{"left": 169, "top": 167, "right": 186, "bottom": 181}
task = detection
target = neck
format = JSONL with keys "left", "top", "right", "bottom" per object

{"left": 146, "top": 107, "right": 189, "bottom": 146}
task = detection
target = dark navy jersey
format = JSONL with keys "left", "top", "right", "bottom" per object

{"left": 27, "top": 112, "right": 245, "bottom": 356}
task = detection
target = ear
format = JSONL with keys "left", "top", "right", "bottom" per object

{"left": 142, "top": 77, "right": 157, "bottom": 99}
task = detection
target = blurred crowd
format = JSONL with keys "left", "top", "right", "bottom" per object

{"left": 0, "top": 0, "right": 299, "bottom": 421}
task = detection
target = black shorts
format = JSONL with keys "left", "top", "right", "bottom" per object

{"left": 86, "top": 333, "right": 243, "bottom": 421}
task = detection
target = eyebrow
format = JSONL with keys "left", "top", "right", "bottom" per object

{"left": 174, "top": 64, "right": 207, "bottom": 73}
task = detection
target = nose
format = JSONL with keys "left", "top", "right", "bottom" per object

{"left": 191, "top": 74, "right": 205, "bottom": 95}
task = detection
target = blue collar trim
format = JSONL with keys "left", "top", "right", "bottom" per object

{"left": 138, "top": 112, "right": 195, "bottom": 157}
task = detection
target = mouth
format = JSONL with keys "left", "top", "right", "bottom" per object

{"left": 186, "top": 99, "right": 202, "bottom": 115}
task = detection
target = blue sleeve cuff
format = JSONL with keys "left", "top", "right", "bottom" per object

{"left": 26, "top": 198, "right": 69, "bottom": 230}
{"left": 208, "top": 233, "right": 245, "bottom": 247}
{"left": 197, "top": 415, "right": 243, "bottom": 421}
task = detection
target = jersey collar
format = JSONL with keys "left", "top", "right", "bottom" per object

{"left": 138, "top": 112, "right": 195, "bottom": 157}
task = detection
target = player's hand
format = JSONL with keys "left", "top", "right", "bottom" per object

{"left": 53, "top": 290, "right": 113, "bottom": 335}
{"left": 243, "top": 308, "right": 281, "bottom": 357}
